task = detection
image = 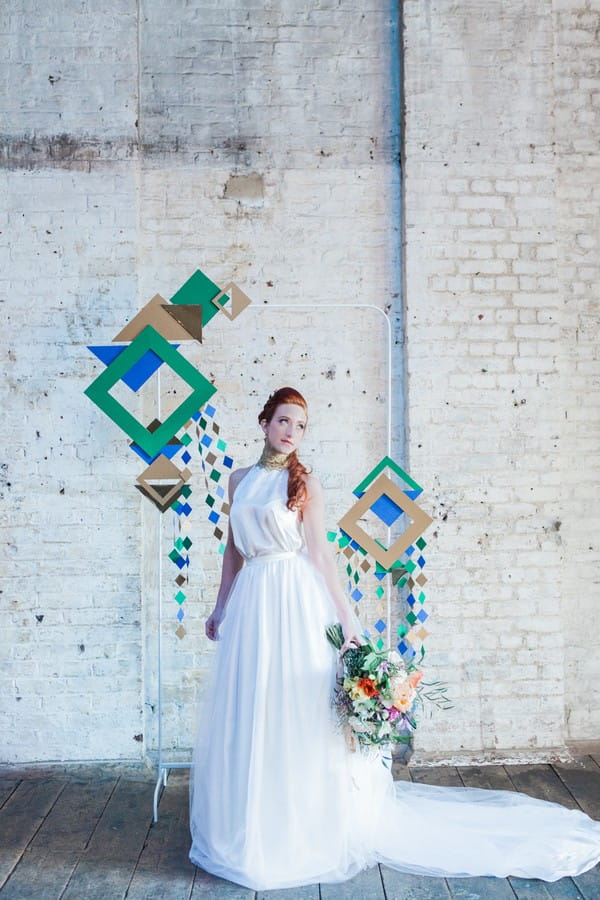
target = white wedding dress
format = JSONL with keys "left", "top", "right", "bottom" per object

{"left": 188, "top": 464, "right": 600, "bottom": 891}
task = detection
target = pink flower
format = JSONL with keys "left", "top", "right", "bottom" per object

{"left": 408, "top": 670, "right": 423, "bottom": 689}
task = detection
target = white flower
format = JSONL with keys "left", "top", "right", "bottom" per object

{"left": 348, "top": 716, "right": 371, "bottom": 733}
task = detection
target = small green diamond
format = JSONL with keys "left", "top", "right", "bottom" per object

{"left": 182, "top": 536, "right": 192, "bottom": 550}
{"left": 209, "top": 469, "right": 221, "bottom": 483}
{"left": 217, "top": 439, "right": 227, "bottom": 452}
{"left": 175, "top": 591, "right": 186, "bottom": 605}
{"left": 170, "top": 269, "right": 230, "bottom": 326}
{"left": 180, "top": 433, "right": 192, "bottom": 447}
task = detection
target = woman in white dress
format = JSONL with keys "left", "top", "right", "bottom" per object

{"left": 188, "top": 386, "right": 600, "bottom": 891}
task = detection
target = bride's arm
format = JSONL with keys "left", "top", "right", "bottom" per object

{"left": 301, "top": 474, "right": 365, "bottom": 651}
{"left": 205, "top": 467, "right": 247, "bottom": 640}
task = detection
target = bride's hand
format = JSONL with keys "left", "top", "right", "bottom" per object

{"left": 205, "top": 608, "right": 224, "bottom": 641}
{"left": 340, "top": 618, "right": 365, "bottom": 654}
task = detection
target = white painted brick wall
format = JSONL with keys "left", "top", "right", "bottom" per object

{"left": 402, "top": 0, "right": 600, "bottom": 758}
{"left": 1, "top": 1, "right": 402, "bottom": 764}
{"left": 1, "top": 0, "right": 597, "bottom": 766}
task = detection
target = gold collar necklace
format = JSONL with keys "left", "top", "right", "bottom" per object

{"left": 256, "top": 443, "right": 291, "bottom": 470}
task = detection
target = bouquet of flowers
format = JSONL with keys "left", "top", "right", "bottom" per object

{"left": 325, "top": 622, "right": 452, "bottom": 754}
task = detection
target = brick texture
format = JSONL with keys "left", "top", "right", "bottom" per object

{"left": 1, "top": 0, "right": 597, "bottom": 766}
{"left": 402, "top": 0, "right": 600, "bottom": 756}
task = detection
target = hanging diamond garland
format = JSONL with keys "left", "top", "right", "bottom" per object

{"left": 167, "top": 417, "right": 199, "bottom": 638}
{"left": 84, "top": 268, "right": 253, "bottom": 644}
{"left": 326, "top": 529, "right": 384, "bottom": 645}
{"left": 195, "top": 403, "right": 234, "bottom": 554}
{"left": 162, "top": 402, "right": 237, "bottom": 640}
{"left": 169, "top": 528, "right": 191, "bottom": 640}
{"left": 394, "top": 535, "right": 430, "bottom": 662}
{"left": 334, "top": 457, "right": 433, "bottom": 658}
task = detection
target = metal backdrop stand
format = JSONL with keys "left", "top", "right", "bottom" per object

{"left": 153, "top": 304, "right": 393, "bottom": 821}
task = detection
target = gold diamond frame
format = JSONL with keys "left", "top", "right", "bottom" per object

{"left": 338, "top": 473, "right": 433, "bottom": 570}
{"left": 135, "top": 456, "right": 192, "bottom": 512}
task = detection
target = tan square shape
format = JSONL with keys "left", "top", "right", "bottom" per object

{"left": 338, "top": 474, "right": 433, "bottom": 570}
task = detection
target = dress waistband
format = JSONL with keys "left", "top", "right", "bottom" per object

{"left": 244, "top": 550, "right": 299, "bottom": 565}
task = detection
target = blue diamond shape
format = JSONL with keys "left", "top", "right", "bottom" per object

{"left": 88, "top": 344, "right": 182, "bottom": 391}
{"left": 129, "top": 438, "right": 182, "bottom": 464}
{"left": 417, "top": 609, "right": 428, "bottom": 622}
{"left": 370, "top": 493, "right": 404, "bottom": 527}
{"left": 374, "top": 619, "right": 386, "bottom": 633}
{"left": 351, "top": 588, "right": 363, "bottom": 603}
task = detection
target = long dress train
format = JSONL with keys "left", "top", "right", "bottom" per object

{"left": 188, "top": 464, "right": 600, "bottom": 891}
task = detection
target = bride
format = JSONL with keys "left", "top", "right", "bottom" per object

{"left": 188, "top": 386, "right": 600, "bottom": 891}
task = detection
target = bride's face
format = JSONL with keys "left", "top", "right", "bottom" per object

{"left": 261, "top": 402, "right": 307, "bottom": 455}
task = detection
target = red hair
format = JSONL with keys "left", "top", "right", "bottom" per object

{"left": 258, "top": 387, "right": 312, "bottom": 511}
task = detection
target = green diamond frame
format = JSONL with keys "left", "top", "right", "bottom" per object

{"left": 353, "top": 455, "right": 423, "bottom": 496}
{"left": 84, "top": 324, "right": 217, "bottom": 457}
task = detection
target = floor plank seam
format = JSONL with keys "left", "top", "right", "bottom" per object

{"left": 550, "top": 761, "right": 587, "bottom": 815}
{"left": 80, "top": 775, "right": 120, "bottom": 853}
{"left": 3, "top": 777, "right": 71, "bottom": 894}
{"left": 0, "top": 778, "right": 22, "bottom": 814}
{"left": 125, "top": 804, "right": 166, "bottom": 900}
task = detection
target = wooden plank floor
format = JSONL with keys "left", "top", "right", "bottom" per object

{"left": 0, "top": 755, "right": 598, "bottom": 899}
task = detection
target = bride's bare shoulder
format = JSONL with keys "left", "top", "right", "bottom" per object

{"left": 228, "top": 465, "right": 254, "bottom": 498}
{"left": 302, "top": 471, "right": 323, "bottom": 499}
{"left": 231, "top": 465, "right": 253, "bottom": 482}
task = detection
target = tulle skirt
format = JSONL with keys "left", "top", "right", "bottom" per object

{"left": 188, "top": 553, "right": 600, "bottom": 890}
